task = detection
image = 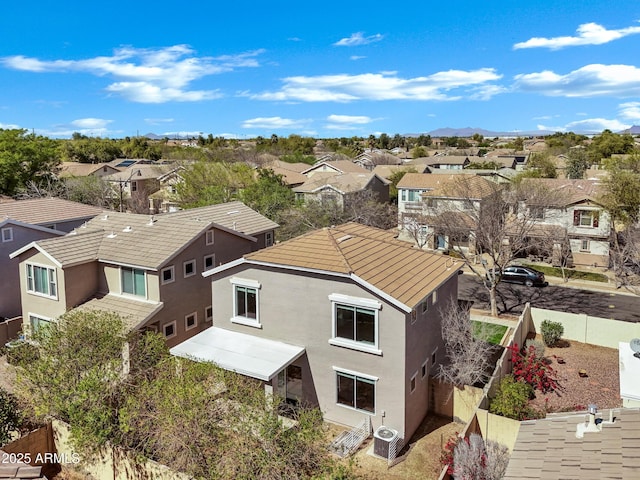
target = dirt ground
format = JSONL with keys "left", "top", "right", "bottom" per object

{"left": 332, "top": 415, "right": 462, "bottom": 480}
{"left": 527, "top": 336, "right": 622, "bottom": 413}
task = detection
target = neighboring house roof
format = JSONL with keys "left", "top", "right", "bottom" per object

{"left": 371, "top": 164, "right": 427, "bottom": 180}
{"left": 426, "top": 155, "right": 469, "bottom": 166}
{"left": 397, "top": 173, "right": 497, "bottom": 199}
{"left": 293, "top": 172, "right": 387, "bottom": 195}
{"left": 58, "top": 162, "right": 119, "bottom": 177}
{"left": 302, "top": 160, "right": 370, "bottom": 175}
{"left": 0, "top": 197, "right": 103, "bottom": 226}
{"left": 0, "top": 218, "right": 67, "bottom": 237}
{"left": 11, "top": 202, "right": 277, "bottom": 270}
{"left": 77, "top": 293, "right": 164, "bottom": 330}
{"left": 104, "top": 164, "right": 177, "bottom": 182}
{"left": 504, "top": 408, "right": 640, "bottom": 480}
{"left": 261, "top": 159, "right": 309, "bottom": 186}
{"left": 209, "top": 222, "right": 462, "bottom": 311}
{"left": 521, "top": 178, "right": 603, "bottom": 206}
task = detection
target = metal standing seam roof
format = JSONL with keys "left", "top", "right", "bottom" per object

{"left": 0, "top": 197, "right": 102, "bottom": 225}
{"left": 243, "top": 222, "right": 461, "bottom": 309}
{"left": 169, "top": 326, "right": 305, "bottom": 381}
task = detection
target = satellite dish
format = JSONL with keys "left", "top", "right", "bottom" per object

{"left": 631, "top": 338, "right": 640, "bottom": 359}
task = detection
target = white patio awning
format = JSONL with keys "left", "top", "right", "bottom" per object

{"left": 169, "top": 327, "right": 305, "bottom": 381}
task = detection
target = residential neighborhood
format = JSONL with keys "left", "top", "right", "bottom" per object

{"left": 1, "top": 129, "right": 640, "bottom": 480}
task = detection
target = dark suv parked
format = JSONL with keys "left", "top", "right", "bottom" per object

{"left": 488, "top": 266, "right": 547, "bottom": 287}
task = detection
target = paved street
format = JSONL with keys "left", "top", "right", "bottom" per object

{"left": 458, "top": 274, "right": 640, "bottom": 322}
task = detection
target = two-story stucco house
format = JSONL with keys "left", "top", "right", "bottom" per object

{"left": 0, "top": 198, "right": 103, "bottom": 320}
{"left": 521, "top": 178, "right": 611, "bottom": 267}
{"left": 10, "top": 201, "right": 277, "bottom": 346}
{"left": 170, "top": 222, "right": 462, "bottom": 444}
{"left": 397, "top": 173, "right": 499, "bottom": 252}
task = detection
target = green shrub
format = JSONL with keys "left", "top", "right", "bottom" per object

{"left": 489, "top": 375, "right": 537, "bottom": 420}
{"left": 0, "top": 387, "right": 22, "bottom": 445}
{"left": 540, "top": 320, "right": 564, "bottom": 347}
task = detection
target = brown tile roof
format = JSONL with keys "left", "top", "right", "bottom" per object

{"left": 244, "top": 222, "right": 461, "bottom": 309}
{"left": 16, "top": 202, "right": 277, "bottom": 270}
{"left": 303, "top": 160, "right": 370, "bottom": 175}
{"left": 261, "top": 160, "right": 309, "bottom": 185}
{"left": 76, "top": 293, "right": 163, "bottom": 330}
{"left": 397, "top": 173, "right": 498, "bottom": 199}
{"left": 371, "top": 164, "right": 427, "bottom": 180}
{"left": 521, "top": 178, "right": 603, "bottom": 205}
{"left": 104, "top": 164, "right": 176, "bottom": 181}
{"left": 504, "top": 408, "right": 640, "bottom": 480}
{"left": 58, "top": 162, "right": 118, "bottom": 177}
{"left": 0, "top": 198, "right": 102, "bottom": 226}
{"left": 292, "top": 172, "right": 383, "bottom": 194}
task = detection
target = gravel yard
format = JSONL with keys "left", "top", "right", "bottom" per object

{"left": 528, "top": 337, "right": 622, "bottom": 413}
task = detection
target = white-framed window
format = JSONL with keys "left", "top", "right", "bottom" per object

{"left": 421, "top": 360, "right": 428, "bottom": 379}
{"left": 29, "top": 313, "right": 51, "bottom": 335}
{"left": 204, "top": 254, "right": 215, "bottom": 271}
{"left": 329, "top": 294, "right": 382, "bottom": 355}
{"left": 1, "top": 227, "right": 13, "bottom": 242}
{"left": 161, "top": 265, "right": 175, "bottom": 285}
{"left": 431, "top": 348, "right": 438, "bottom": 370}
{"left": 121, "top": 267, "right": 146, "bottom": 297}
{"left": 230, "top": 277, "right": 261, "bottom": 328}
{"left": 410, "top": 372, "right": 417, "bottom": 393}
{"left": 334, "top": 367, "right": 376, "bottom": 414}
{"left": 400, "top": 189, "right": 407, "bottom": 202}
{"left": 421, "top": 300, "right": 429, "bottom": 314}
{"left": 574, "top": 209, "right": 599, "bottom": 228}
{"left": 205, "top": 306, "right": 213, "bottom": 322}
{"left": 265, "top": 231, "right": 274, "bottom": 247}
{"left": 131, "top": 181, "right": 138, "bottom": 192}
{"left": 206, "top": 229, "right": 215, "bottom": 245}
{"left": 26, "top": 264, "right": 58, "bottom": 299}
{"left": 183, "top": 259, "right": 196, "bottom": 278}
{"left": 580, "top": 239, "right": 590, "bottom": 252}
{"left": 530, "top": 206, "right": 545, "bottom": 219}
{"left": 163, "top": 321, "right": 177, "bottom": 339}
{"left": 410, "top": 309, "right": 417, "bottom": 325}
{"left": 185, "top": 312, "right": 197, "bottom": 331}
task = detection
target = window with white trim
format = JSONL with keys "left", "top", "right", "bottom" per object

{"left": 29, "top": 314, "right": 51, "bottom": 334}
{"left": 163, "top": 321, "right": 176, "bottom": 339}
{"left": 131, "top": 181, "right": 138, "bottom": 192}
{"left": 183, "top": 259, "right": 196, "bottom": 278}
{"left": 410, "top": 373, "right": 417, "bottom": 393}
{"left": 205, "top": 306, "right": 213, "bottom": 322}
{"left": 431, "top": 349, "right": 438, "bottom": 369}
{"left": 336, "top": 369, "right": 376, "bottom": 413}
{"left": 204, "top": 254, "right": 215, "bottom": 271}
{"left": 161, "top": 265, "right": 175, "bottom": 285}
{"left": 231, "top": 278, "right": 261, "bottom": 328}
{"left": 329, "top": 294, "right": 382, "bottom": 354}
{"left": 121, "top": 267, "right": 146, "bottom": 297}
{"left": 265, "top": 231, "right": 274, "bottom": 247}
{"left": 580, "top": 239, "right": 590, "bottom": 251}
{"left": 26, "top": 264, "right": 57, "bottom": 298}
{"left": 185, "top": 312, "right": 197, "bottom": 330}
{"left": 421, "top": 360, "right": 428, "bottom": 379}
{"left": 206, "top": 229, "right": 215, "bottom": 245}
{"left": 1, "top": 227, "right": 13, "bottom": 242}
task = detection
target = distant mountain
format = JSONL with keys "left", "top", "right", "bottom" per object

{"left": 619, "top": 125, "right": 640, "bottom": 134}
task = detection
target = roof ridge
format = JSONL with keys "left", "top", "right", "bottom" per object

{"left": 327, "top": 227, "right": 354, "bottom": 274}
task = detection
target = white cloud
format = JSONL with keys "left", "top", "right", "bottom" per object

{"left": 145, "top": 118, "right": 175, "bottom": 125}
{"left": 333, "top": 32, "right": 384, "bottom": 47}
{"left": 326, "top": 114, "right": 373, "bottom": 124}
{"left": 242, "top": 116, "right": 312, "bottom": 129}
{"left": 0, "top": 122, "right": 20, "bottom": 129}
{"left": 70, "top": 118, "right": 112, "bottom": 129}
{"left": 350, "top": 55, "right": 366, "bottom": 61}
{"left": 514, "top": 22, "right": 640, "bottom": 50}
{"left": 538, "top": 117, "right": 630, "bottom": 133}
{"left": 0, "top": 46, "right": 264, "bottom": 103}
{"left": 619, "top": 102, "right": 640, "bottom": 121}
{"left": 251, "top": 69, "right": 503, "bottom": 102}
{"left": 514, "top": 64, "right": 640, "bottom": 97}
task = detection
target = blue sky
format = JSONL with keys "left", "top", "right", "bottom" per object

{"left": 2, "top": 1, "right": 640, "bottom": 139}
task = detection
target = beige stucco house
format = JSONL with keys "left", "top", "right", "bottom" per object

{"left": 170, "top": 222, "right": 462, "bottom": 444}
{"left": 10, "top": 201, "right": 277, "bottom": 347}
{"left": 0, "top": 198, "right": 103, "bottom": 320}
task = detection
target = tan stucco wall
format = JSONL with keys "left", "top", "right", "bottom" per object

{"left": 475, "top": 409, "right": 521, "bottom": 452}
{"left": 64, "top": 262, "right": 99, "bottom": 309}
{"left": 210, "top": 264, "right": 412, "bottom": 438}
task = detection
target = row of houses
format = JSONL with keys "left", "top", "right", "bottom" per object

{"left": 2, "top": 196, "right": 462, "bottom": 446}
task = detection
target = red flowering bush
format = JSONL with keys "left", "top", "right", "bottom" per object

{"left": 440, "top": 433, "right": 462, "bottom": 475}
{"left": 509, "top": 343, "right": 559, "bottom": 393}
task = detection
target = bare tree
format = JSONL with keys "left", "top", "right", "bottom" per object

{"left": 610, "top": 227, "right": 640, "bottom": 292}
{"left": 437, "top": 300, "right": 496, "bottom": 387}
{"left": 430, "top": 176, "right": 568, "bottom": 316}
{"left": 400, "top": 211, "right": 434, "bottom": 249}
{"left": 453, "top": 433, "right": 510, "bottom": 480}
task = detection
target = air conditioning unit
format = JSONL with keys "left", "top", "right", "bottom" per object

{"left": 373, "top": 426, "right": 398, "bottom": 458}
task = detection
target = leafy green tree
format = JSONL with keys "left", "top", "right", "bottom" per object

{"left": 388, "top": 167, "right": 417, "bottom": 203}
{"left": 466, "top": 161, "right": 502, "bottom": 170}
{"left": 412, "top": 146, "right": 428, "bottom": 158}
{"left": 0, "top": 387, "right": 22, "bottom": 445}
{"left": 587, "top": 129, "right": 635, "bottom": 163}
{"left": 520, "top": 152, "right": 557, "bottom": 178}
{"left": 565, "top": 148, "right": 589, "bottom": 179}
{"left": 416, "top": 134, "right": 432, "bottom": 147}
{"left": 0, "top": 129, "right": 60, "bottom": 196}
{"left": 177, "top": 160, "right": 254, "bottom": 208}
{"left": 240, "top": 169, "right": 295, "bottom": 221}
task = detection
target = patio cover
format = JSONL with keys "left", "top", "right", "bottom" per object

{"left": 169, "top": 327, "right": 305, "bottom": 381}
